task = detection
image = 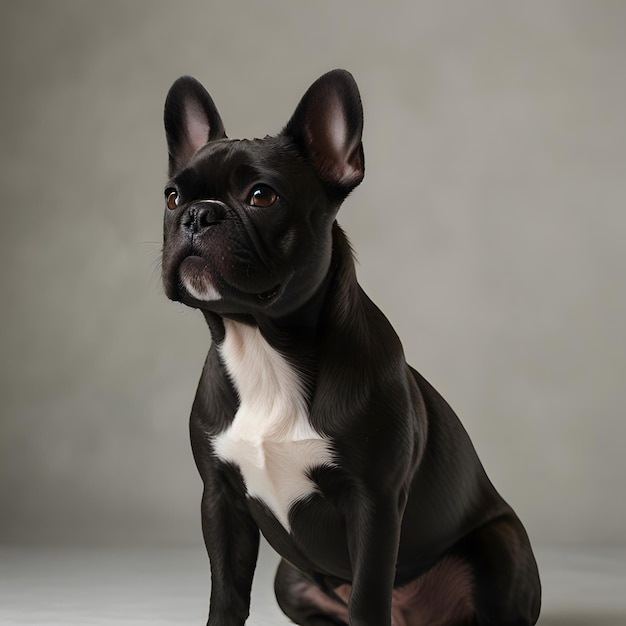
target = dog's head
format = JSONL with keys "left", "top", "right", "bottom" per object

{"left": 161, "top": 69, "right": 364, "bottom": 319}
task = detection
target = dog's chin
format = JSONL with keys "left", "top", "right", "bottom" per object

{"left": 179, "top": 256, "right": 222, "bottom": 302}
{"left": 177, "top": 256, "right": 282, "bottom": 312}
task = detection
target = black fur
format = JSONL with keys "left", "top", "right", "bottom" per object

{"left": 161, "top": 69, "right": 541, "bottom": 626}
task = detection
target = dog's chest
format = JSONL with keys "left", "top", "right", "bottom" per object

{"left": 213, "top": 321, "right": 333, "bottom": 531}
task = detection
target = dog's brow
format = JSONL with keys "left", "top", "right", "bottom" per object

{"left": 173, "top": 167, "right": 195, "bottom": 186}
{"left": 233, "top": 163, "right": 263, "bottom": 185}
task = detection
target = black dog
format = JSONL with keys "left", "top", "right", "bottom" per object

{"left": 161, "top": 69, "right": 541, "bottom": 626}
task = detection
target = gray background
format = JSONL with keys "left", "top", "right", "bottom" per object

{"left": 1, "top": 0, "right": 625, "bottom": 558}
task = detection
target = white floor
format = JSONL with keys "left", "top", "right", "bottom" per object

{"left": 1, "top": 542, "right": 625, "bottom": 625}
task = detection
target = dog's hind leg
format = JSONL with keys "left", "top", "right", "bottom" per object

{"left": 274, "top": 559, "right": 349, "bottom": 626}
{"left": 454, "top": 512, "right": 541, "bottom": 625}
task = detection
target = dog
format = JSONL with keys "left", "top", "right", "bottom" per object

{"left": 161, "top": 69, "right": 541, "bottom": 626}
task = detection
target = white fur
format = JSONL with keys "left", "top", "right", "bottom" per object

{"left": 180, "top": 259, "right": 221, "bottom": 301}
{"left": 184, "top": 279, "right": 221, "bottom": 301}
{"left": 213, "top": 320, "right": 334, "bottom": 531}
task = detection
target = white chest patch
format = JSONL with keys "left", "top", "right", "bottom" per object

{"left": 213, "top": 320, "right": 334, "bottom": 531}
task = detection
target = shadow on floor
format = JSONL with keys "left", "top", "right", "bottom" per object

{"left": 540, "top": 615, "right": 626, "bottom": 625}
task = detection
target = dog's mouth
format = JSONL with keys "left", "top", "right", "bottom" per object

{"left": 176, "top": 254, "right": 282, "bottom": 308}
{"left": 257, "top": 285, "right": 281, "bottom": 301}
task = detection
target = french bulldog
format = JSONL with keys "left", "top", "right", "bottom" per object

{"left": 161, "top": 69, "right": 541, "bottom": 625}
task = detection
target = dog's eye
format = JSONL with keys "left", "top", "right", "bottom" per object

{"left": 166, "top": 189, "right": 180, "bottom": 210}
{"left": 248, "top": 185, "right": 278, "bottom": 208}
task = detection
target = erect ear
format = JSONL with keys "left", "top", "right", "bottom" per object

{"left": 164, "top": 76, "right": 226, "bottom": 176}
{"left": 283, "top": 69, "right": 364, "bottom": 199}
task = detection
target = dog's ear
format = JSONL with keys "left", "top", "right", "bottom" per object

{"left": 283, "top": 69, "right": 364, "bottom": 200}
{"left": 164, "top": 76, "right": 226, "bottom": 176}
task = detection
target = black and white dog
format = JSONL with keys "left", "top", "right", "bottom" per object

{"left": 161, "top": 69, "right": 541, "bottom": 626}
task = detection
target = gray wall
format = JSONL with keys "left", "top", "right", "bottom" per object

{"left": 1, "top": 0, "right": 624, "bottom": 547}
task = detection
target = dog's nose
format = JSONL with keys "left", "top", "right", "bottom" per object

{"left": 182, "top": 201, "right": 226, "bottom": 234}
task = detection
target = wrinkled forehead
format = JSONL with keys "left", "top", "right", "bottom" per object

{"left": 186, "top": 137, "right": 296, "bottom": 178}
{"left": 171, "top": 136, "right": 311, "bottom": 198}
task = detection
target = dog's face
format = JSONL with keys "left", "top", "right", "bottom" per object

{"left": 161, "top": 135, "right": 334, "bottom": 317}
{"left": 161, "top": 70, "right": 364, "bottom": 318}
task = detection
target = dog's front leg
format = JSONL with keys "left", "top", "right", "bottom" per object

{"left": 200, "top": 468, "right": 260, "bottom": 626}
{"left": 344, "top": 492, "right": 401, "bottom": 626}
